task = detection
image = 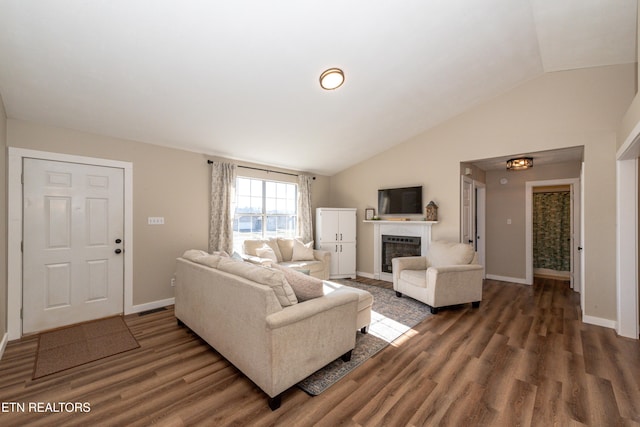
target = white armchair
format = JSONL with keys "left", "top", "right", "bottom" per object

{"left": 392, "top": 240, "right": 483, "bottom": 314}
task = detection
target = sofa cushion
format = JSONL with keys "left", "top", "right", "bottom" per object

{"left": 427, "top": 241, "right": 475, "bottom": 267}
{"left": 217, "top": 257, "right": 298, "bottom": 307}
{"left": 279, "top": 260, "right": 324, "bottom": 276}
{"left": 182, "top": 249, "right": 209, "bottom": 262}
{"left": 292, "top": 239, "right": 315, "bottom": 261}
{"left": 196, "top": 254, "right": 224, "bottom": 269}
{"left": 244, "top": 239, "right": 283, "bottom": 262}
{"left": 256, "top": 246, "right": 278, "bottom": 263}
{"left": 271, "top": 264, "right": 323, "bottom": 302}
{"left": 276, "top": 238, "right": 295, "bottom": 262}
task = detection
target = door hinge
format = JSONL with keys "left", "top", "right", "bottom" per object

{"left": 20, "top": 308, "right": 23, "bottom": 319}
{"left": 21, "top": 173, "right": 24, "bottom": 184}
{"left": 21, "top": 241, "right": 23, "bottom": 252}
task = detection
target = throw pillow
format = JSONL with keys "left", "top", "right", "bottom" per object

{"left": 291, "top": 239, "right": 315, "bottom": 261}
{"left": 256, "top": 246, "right": 278, "bottom": 263}
{"left": 427, "top": 240, "right": 475, "bottom": 267}
{"left": 218, "top": 257, "right": 298, "bottom": 307}
{"left": 271, "top": 264, "right": 323, "bottom": 302}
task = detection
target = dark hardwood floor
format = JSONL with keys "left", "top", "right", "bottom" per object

{"left": 1, "top": 277, "right": 639, "bottom": 426}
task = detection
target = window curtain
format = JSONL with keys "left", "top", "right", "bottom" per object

{"left": 532, "top": 191, "right": 571, "bottom": 272}
{"left": 297, "top": 175, "right": 313, "bottom": 242}
{"left": 209, "top": 161, "right": 237, "bottom": 254}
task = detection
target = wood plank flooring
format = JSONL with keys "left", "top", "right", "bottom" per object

{"left": 1, "top": 277, "right": 639, "bottom": 426}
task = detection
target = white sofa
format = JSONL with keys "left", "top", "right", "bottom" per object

{"left": 242, "top": 238, "right": 330, "bottom": 279}
{"left": 392, "top": 240, "right": 483, "bottom": 314}
{"left": 174, "top": 251, "right": 372, "bottom": 409}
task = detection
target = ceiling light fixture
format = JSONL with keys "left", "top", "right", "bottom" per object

{"left": 319, "top": 68, "right": 345, "bottom": 90}
{"left": 506, "top": 157, "right": 533, "bottom": 171}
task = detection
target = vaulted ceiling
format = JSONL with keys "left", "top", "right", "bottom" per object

{"left": 0, "top": 1, "right": 636, "bottom": 175}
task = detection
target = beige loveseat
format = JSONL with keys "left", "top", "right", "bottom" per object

{"left": 174, "top": 250, "right": 372, "bottom": 410}
{"left": 243, "top": 238, "right": 330, "bottom": 279}
{"left": 392, "top": 240, "right": 483, "bottom": 314}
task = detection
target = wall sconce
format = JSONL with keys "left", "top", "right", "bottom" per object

{"left": 506, "top": 157, "right": 533, "bottom": 170}
{"left": 319, "top": 68, "right": 345, "bottom": 90}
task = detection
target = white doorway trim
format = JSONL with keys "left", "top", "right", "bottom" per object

{"left": 616, "top": 121, "right": 640, "bottom": 339}
{"left": 7, "top": 148, "right": 134, "bottom": 340}
{"left": 475, "top": 182, "right": 487, "bottom": 277}
{"left": 525, "top": 178, "right": 581, "bottom": 293}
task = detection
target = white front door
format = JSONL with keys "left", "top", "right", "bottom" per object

{"left": 22, "top": 158, "right": 125, "bottom": 334}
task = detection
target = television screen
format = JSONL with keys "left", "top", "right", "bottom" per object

{"left": 378, "top": 186, "right": 423, "bottom": 215}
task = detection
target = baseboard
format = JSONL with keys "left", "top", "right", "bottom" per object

{"left": 356, "top": 271, "right": 375, "bottom": 279}
{"left": 582, "top": 314, "right": 617, "bottom": 330}
{"left": 485, "top": 274, "right": 530, "bottom": 285}
{"left": 534, "top": 268, "right": 570, "bottom": 280}
{"left": 127, "top": 298, "right": 175, "bottom": 315}
{"left": 0, "top": 332, "right": 8, "bottom": 362}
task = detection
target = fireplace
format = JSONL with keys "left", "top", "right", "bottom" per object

{"left": 367, "top": 219, "right": 435, "bottom": 282}
{"left": 381, "top": 235, "right": 421, "bottom": 273}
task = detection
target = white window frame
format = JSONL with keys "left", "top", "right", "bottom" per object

{"left": 233, "top": 176, "right": 297, "bottom": 251}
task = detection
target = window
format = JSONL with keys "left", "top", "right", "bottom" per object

{"left": 233, "top": 177, "right": 297, "bottom": 252}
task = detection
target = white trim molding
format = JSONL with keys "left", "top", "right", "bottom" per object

{"left": 485, "top": 274, "right": 529, "bottom": 285}
{"left": 7, "top": 148, "right": 134, "bottom": 340}
{"left": 615, "top": 157, "right": 639, "bottom": 339}
{"left": 0, "top": 333, "right": 8, "bottom": 361}
{"left": 582, "top": 315, "right": 617, "bottom": 330}
{"left": 129, "top": 298, "right": 175, "bottom": 315}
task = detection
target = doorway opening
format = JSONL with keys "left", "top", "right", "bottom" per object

{"left": 7, "top": 148, "right": 133, "bottom": 340}
{"left": 532, "top": 185, "right": 571, "bottom": 280}
{"left": 525, "top": 178, "right": 581, "bottom": 293}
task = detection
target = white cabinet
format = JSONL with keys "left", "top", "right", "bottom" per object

{"left": 316, "top": 208, "right": 357, "bottom": 279}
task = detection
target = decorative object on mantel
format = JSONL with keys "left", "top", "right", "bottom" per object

{"left": 386, "top": 217, "right": 411, "bottom": 221}
{"left": 425, "top": 201, "right": 438, "bottom": 221}
{"left": 365, "top": 208, "right": 375, "bottom": 220}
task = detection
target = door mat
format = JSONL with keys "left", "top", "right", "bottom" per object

{"left": 33, "top": 316, "right": 140, "bottom": 379}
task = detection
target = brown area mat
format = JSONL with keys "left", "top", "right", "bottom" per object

{"left": 33, "top": 316, "right": 139, "bottom": 379}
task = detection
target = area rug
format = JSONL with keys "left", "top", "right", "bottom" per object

{"left": 33, "top": 316, "right": 139, "bottom": 379}
{"left": 297, "top": 280, "right": 432, "bottom": 395}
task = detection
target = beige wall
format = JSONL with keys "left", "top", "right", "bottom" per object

{"left": 617, "top": 6, "right": 640, "bottom": 150}
{"left": 330, "top": 64, "right": 635, "bottom": 322}
{"left": 486, "top": 161, "right": 581, "bottom": 279}
{"left": 0, "top": 94, "right": 7, "bottom": 338}
{"left": 7, "top": 119, "right": 328, "bottom": 307}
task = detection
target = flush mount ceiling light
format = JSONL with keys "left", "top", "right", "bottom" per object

{"left": 319, "top": 68, "right": 345, "bottom": 90}
{"left": 506, "top": 157, "right": 533, "bottom": 171}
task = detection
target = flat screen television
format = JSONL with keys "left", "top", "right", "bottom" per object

{"left": 378, "top": 186, "right": 423, "bottom": 215}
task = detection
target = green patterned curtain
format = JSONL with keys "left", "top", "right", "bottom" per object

{"left": 533, "top": 191, "right": 571, "bottom": 271}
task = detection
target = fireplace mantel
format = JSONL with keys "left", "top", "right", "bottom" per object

{"left": 363, "top": 220, "right": 437, "bottom": 282}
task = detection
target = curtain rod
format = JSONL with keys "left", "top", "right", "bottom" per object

{"left": 207, "top": 160, "right": 315, "bottom": 179}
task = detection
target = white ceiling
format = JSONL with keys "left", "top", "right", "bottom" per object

{"left": 0, "top": 1, "right": 636, "bottom": 175}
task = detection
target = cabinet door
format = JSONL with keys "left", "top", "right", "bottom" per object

{"left": 318, "top": 210, "right": 340, "bottom": 243}
{"left": 319, "top": 243, "right": 340, "bottom": 275}
{"left": 338, "top": 210, "right": 357, "bottom": 242}
{"left": 338, "top": 242, "right": 357, "bottom": 277}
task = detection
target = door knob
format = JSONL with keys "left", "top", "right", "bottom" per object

{"left": 115, "top": 248, "right": 122, "bottom": 254}
{"left": 115, "top": 238, "right": 122, "bottom": 244}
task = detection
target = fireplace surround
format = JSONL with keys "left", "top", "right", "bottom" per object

{"left": 365, "top": 220, "right": 437, "bottom": 282}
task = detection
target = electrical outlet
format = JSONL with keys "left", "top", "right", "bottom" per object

{"left": 148, "top": 217, "right": 165, "bottom": 225}
{"left": 170, "top": 278, "right": 176, "bottom": 287}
